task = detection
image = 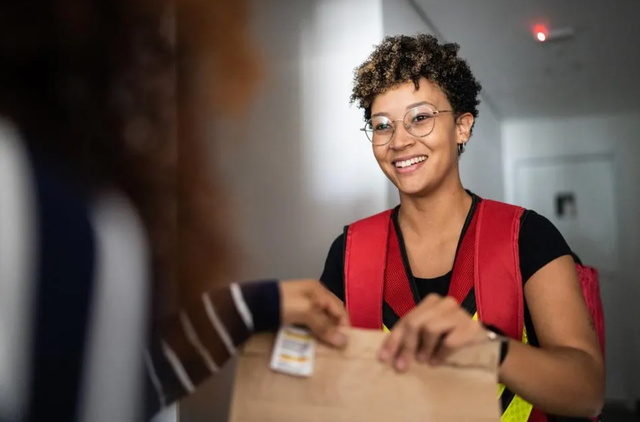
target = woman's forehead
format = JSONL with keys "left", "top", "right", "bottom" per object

{"left": 371, "top": 79, "right": 448, "bottom": 115}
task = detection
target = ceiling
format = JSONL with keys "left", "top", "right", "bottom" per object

{"left": 411, "top": 0, "right": 640, "bottom": 120}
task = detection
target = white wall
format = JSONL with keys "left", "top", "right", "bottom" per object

{"left": 210, "top": 0, "right": 387, "bottom": 281}
{"left": 460, "top": 103, "right": 504, "bottom": 201}
{"left": 382, "top": 0, "right": 505, "bottom": 205}
{"left": 180, "top": 1, "right": 386, "bottom": 420}
{"left": 503, "top": 112, "right": 640, "bottom": 404}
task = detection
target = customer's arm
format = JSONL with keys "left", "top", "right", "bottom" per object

{"left": 144, "top": 279, "right": 348, "bottom": 418}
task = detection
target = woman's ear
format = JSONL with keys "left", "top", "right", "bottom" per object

{"left": 456, "top": 113, "right": 474, "bottom": 145}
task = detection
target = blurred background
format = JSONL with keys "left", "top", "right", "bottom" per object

{"left": 34, "top": 0, "right": 630, "bottom": 421}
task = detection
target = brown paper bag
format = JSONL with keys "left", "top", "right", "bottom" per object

{"left": 229, "top": 328, "right": 502, "bottom": 422}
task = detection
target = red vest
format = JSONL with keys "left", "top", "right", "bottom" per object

{"left": 343, "top": 199, "right": 605, "bottom": 422}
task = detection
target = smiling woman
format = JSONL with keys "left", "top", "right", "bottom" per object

{"left": 366, "top": 85, "right": 468, "bottom": 196}
{"left": 319, "top": 34, "right": 604, "bottom": 421}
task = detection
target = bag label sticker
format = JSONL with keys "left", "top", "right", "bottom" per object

{"left": 270, "top": 325, "right": 316, "bottom": 377}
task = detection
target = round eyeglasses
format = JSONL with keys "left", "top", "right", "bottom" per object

{"left": 360, "top": 104, "right": 453, "bottom": 146}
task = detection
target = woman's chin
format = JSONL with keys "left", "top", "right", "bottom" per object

{"left": 396, "top": 181, "right": 436, "bottom": 198}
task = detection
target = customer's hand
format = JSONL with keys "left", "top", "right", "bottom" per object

{"left": 379, "top": 294, "right": 490, "bottom": 371}
{"left": 279, "top": 279, "right": 349, "bottom": 348}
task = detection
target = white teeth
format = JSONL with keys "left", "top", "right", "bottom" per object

{"left": 395, "top": 156, "right": 427, "bottom": 168}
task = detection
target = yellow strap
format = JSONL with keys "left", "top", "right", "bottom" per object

{"left": 498, "top": 383, "right": 506, "bottom": 397}
{"left": 472, "top": 313, "right": 534, "bottom": 422}
{"left": 502, "top": 395, "right": 534, "bottom": 422}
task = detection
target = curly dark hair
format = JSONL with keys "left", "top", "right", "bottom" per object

{"left": 350, "top": 34, "right": 482, "bottom": 135}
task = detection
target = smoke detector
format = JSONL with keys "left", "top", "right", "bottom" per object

{"left": 534, "top": 25, "right": 576, "bottom": 43}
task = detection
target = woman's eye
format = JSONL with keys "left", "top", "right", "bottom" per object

{"left": 413, "top": 114, "right": 433, "bottom": 123}
{"left": 375, "top": 123, "right": 391, "bottom": 131}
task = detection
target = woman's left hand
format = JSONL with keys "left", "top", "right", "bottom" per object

{"left": 378, "top": 294, "right": 491, "bottom": 371}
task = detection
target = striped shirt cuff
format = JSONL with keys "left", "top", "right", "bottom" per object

{"left": 237, "top": 279, "right": 281, "bottom": 332}
{"left": 144, "top": 279, "right": 281, "bottom": 417}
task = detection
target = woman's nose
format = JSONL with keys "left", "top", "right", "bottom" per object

{"left": 389, "top": 122, "right": 415, "bottom": 150}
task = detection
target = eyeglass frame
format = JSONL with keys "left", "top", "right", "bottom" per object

{"left": 359, "top": 105, "right": 455, "bottom": 146}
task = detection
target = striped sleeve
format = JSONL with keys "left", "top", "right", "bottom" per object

{"left": 143, "top": 280, "right": 281, "bottom": 417}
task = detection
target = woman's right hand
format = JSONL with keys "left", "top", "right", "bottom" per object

{"left": 279, "top": 279, "right": 350, "bottom": 348}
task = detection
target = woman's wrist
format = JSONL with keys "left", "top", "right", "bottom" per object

{"left": 484, "top": 324, "right": 510, "bottom": 366}
{"left": 498, "top": 337, "right": 510, "bottom": 365}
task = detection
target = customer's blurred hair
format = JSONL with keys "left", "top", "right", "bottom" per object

{"left": 0, "top": 0, "right": 261, "bottom": 317}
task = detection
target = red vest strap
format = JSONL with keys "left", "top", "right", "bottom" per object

{"left": 384, "top": 221, "right": 417, "bottom": 319}
{"left": 474, "top": 200, "right": 525, "bottom": 340}
{"left": 344, "top": 210, "right": 392, "bottom": 329}
{"left": 345, "top": 200, "right": 526, "bottom": 339}
{"left": 576, "top": 264, "right": 606, "bottom": 358}
{"left": 448, "top": 209, "right": 479, "bottom": 306}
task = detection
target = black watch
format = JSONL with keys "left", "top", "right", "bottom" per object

{"left": 484, "top": 324, "right": 510, "bottom": 365}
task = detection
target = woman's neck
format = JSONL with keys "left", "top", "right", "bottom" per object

{"left": 397, "top": 180, "right": 472, "bottom": 240}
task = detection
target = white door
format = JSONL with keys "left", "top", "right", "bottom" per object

{"left": 514, "top": 154, "right": 631, "bottom": 403}
{"left": 515, "top": 155, "right": 618, "bottom": 274}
